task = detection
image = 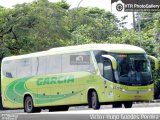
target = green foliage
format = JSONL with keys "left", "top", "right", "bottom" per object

{"left": 108, "top": 29, "right": 138, "bottom": 45}
{"left": 67, "top": 7, "right": 119, "bottom": 44}
{"left": 55, "top": 0, "right": 70, "bottom": 10}
{"left": 0, "top": 1, "right": 160, "bottom": 80}
{"left": 1, "top": 0, "right": 72, "bottom": 55}
{"left": 139, "top": 12, "right": 160, "bottom": 57}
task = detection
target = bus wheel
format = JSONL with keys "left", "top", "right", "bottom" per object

{"left": 24, "top": 96, "right": 41, "bottom": 113}
{"left": 91, "top": 91, "right": 100, "bottom": 110}
{"left": 112, "top": 102, "right": 122, "bottom": 108}
{"left": 124, "top": 101, "right": 133, "bottom": 108}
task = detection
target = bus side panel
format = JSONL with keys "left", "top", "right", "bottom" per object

{"left": 27, "top": 72, "right": 92, "bottom": 107}
{"left": 2, "top": 72, "right": 99, "bottom": 108}
{"left": 2, "top": 77, "right": 28, "bottom": 108}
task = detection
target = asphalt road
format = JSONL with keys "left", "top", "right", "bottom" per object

{"left": 0, "top": 101, "right": 160, "bottom": 114}
{"left": 1, "top": 102, "right": 160, "bottom": 120}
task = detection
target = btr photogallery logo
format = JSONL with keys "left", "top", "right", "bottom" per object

{"left": 112, "top": 0, "right": 124, "bottom": 12}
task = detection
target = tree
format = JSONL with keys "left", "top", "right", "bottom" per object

{"left": 137, "top": 12, "right": 160, "bottom": 57}
{"left": 154, "top": 13, "right": 160, "bottom": 58}
{"left": 55, "top": 0, "right": 70, "bottom": 10}
{"left": 108, "top": 28, "right": 138, "bottom": 45}
{"left": 0, "top": 0, "right": 73, "bottom": 55}
{"left": 66, "top": 7, "right": 119, "bottom": 44}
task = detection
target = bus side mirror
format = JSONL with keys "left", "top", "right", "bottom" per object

{"left": 101, "top": 55, "right": 117, "bottom": 71}
{"left": 147, "top": 55, "right": 159, "bottom": 71}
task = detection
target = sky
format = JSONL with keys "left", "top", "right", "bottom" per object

{"left": 0, "top": 0, "right": 133, "bottom": 28}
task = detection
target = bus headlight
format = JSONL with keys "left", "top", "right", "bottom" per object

{"left": 122, "top": 89, "right": 126, "bottom": 92}
{"left": 148, "top": 88, "right": 152, "bottom": 92}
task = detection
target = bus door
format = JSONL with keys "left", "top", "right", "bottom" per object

{"left": 101, "top": 55, "right": 117, "bottom": 102}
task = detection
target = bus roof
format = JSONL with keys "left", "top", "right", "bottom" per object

{"left": 2, "top": 44, "right": 145, "bottom": 61}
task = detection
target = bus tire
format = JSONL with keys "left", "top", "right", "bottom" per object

{"left": 90, "top": 91, "right": 100, "bottom": 110}
{"left": 24, "top": 96, "right": 41, "bottom": 113}
{"left": 124, "top": 101, "right": 132, "bottom": 108}
{"left": 112, "top": 102, "right": 122, "bottom": 108}
{"left": 154, "top": 85, "right": 160, "bottom": 99}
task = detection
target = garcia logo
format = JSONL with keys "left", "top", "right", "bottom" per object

{"left": 111, "top": 0, "right": 124, "bottom": 12}
{"left": 37, "top": 75, "right": 74, "bottom": 85}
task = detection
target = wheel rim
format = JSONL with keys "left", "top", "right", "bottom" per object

{"left": 25, "top": 98, "right": 32, "bottom": 112}
{"left": 92, "top": 93, "right": 96, "bottom": 107}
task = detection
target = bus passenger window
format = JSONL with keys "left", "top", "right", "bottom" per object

{"left": 62, "top": 54, "right": 77, "bottom": 73}
{"left": 46, "top": 55, "right": 62, "bottom": 74}
{"left": 2, "top": 60, "right": 17, "bottom": 78}
{"left": 37, "top": 57, "right": 47, "bottom": 75}
{"left": 17, "top": 58, "right": 32, "bottom": 78}
{"left": 77, "top": 51, "right": 95, "bottom": 73}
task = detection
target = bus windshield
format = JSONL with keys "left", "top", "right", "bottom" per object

{"left": 112, "top": 54, "right": 153, "bottom": 86}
